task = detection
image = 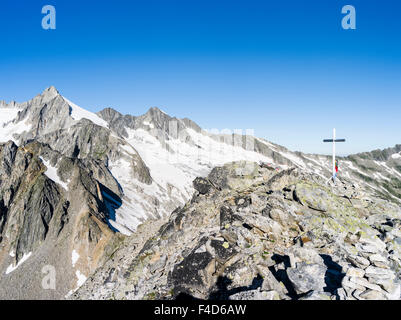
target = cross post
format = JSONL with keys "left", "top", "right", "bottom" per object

{"left": 323, "top": 128, "right": 346, "bottom": 183}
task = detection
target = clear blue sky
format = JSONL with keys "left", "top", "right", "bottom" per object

{"left": 1, "top": 0, "right": 400, "bottom": 155}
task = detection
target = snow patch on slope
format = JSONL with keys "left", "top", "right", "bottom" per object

{"left": 107, "top": 158, "right": 146, "bottom": 234}
{"left": 374, "top": 172, "right": 390, "bottom": 182}
{"left": 0, "top": 107, "right": 20, "bottom": 124}
{"left": 71, "top": 250, "right": 79, "bottom": 267}
{"left": 5, "top": 252, "right": 32, "bottom": 275}
{"left": 185, "top": 128, "right": 276, "bottom": 168}
{"left": 142, "top": 120, "right": 154, "bottom": 129}
{"left": 107, "top": 156, "right": 179, "bottom": 235}
{"left": 125, "top": 127, "right": 277, "bottom": 200}
{"left": 75, "top": 270, "right": 87, "bottom": 287}
{"left": 375, "top": 161, "right": 401, "bottom": 178}
{"left": 65, "top": 270, "right": 88, "bottom": 298}
{"left": 279, "top": 151, "right": 306, "bottom": 168}
{"left": 62, "top": 96, "right": 109, "bottom": 128}
{"left": 0, "top": 107, "right": 31, "bottom": 143}
{"left": 344, "top": 160, "right": 366, "bottom": 176}
{"left": 40, "top": 157, "right": 70, "bottom": 190}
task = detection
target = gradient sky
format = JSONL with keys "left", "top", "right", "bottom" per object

{"left": 0, "top": 0, "right": 400, "bottom": 155}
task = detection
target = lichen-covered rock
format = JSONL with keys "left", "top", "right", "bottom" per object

{"left": 193, "top": 177, "right": 212, "bottom": 195}
{"left": 72, "top": 161, "right": 401, "bottom": 300}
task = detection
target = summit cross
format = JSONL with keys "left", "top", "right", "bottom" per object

{"left": 323, "top": 128, "right": 346, "bottom": 183}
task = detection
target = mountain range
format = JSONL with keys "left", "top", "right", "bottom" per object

{"left": 0, "top": 87, "right": 400, "bottom": 299}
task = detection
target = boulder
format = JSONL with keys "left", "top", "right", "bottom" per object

{"left": 193, "top": 177, "right": 212, "bottom": 195}
{"left": 168, "top": 250, "right": 216, "bottom": 299}
{"left": 294, "top": 182, "right": 331, "bottom": 212}
{"left": 287, "top": 262, "right": 327, "bottom": 295}
{"left": 257, "top": 264, "right": 288, "bottom": 297}
{"left": 346, "top": 255, "right": 370, "bottom": 269}
{"left": 368, "top": 254, "right": 389, "bottom": 269}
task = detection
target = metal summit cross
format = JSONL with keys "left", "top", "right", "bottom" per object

{"left": 323, "top": 128, "right": 346, "bottom": 184}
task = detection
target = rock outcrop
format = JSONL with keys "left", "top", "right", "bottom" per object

{"left": 73, "top": 161, "right": 401, "bottom": 300}
{"left": 0, "top": 140, "right": 123, "bottom": 299}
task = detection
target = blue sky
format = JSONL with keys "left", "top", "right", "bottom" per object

{"left": 0, "top": 0, "right": 400, "bottom": 155}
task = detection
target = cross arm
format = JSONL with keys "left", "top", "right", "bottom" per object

{"left": 323, "top": 139, "right": 346, "bottom": 142}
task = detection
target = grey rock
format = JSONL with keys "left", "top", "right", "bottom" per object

{"left": 299, "top": 291, "right": 332, "bottom": 300}
{"left": 368, "top": 253, "right": 389, "bottom": 269}
{"left": 346, "top": 255, "right": 370, "bottom": 269}
{"left": 359, "top": 289, "right": 386, "bottom": 300}
{"left": 351, "top": 289, "right": 365, "bottom": 300}
{"left": 257, "top": 264, "right": 288, "bottom": 297}
{"left": 294, "top": 183, "right": 330, "bottom": 212}
{"left": 287, "top": 262, "right": 327, "bottom": 295}
{"left": 346, "top": 267, "right": 365, "bottom": 278}
{"left": 341, "top": 276, "right": 366, "bottom": 291}
{"left": 286, "top": 246, "right": 324, "bottom": 265}
{"left": 384, "top": 281, "right": 401, "bottom": 300}
{"left": 229, "top": 289, "right": 280, "bottom": 300}
{"left": 336, "top": 287, "right": 347, "bottom": 300}
{"left": 364, "top": 266, "right": 395, "bottom": 280}
{"left": 356, "top": 243, "right": 380, "bottom": 254}
{"left": 348, "top": 276, "right": 382, "bottom": 292}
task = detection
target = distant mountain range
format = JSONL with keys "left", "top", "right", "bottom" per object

{"left": 0, "top": 87, "right": 400, "bottom": 299}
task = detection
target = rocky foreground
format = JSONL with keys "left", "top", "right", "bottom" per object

{"left": 73, "top": 161, "right": 401, "bottom": 300}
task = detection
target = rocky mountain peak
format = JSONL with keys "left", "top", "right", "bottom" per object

{"left": 146, "top": 106, "right": 168, "bottom": 116}
{"left": 97, "top": 107, "right": 124, "bottom": 122}
{"left": 39, "top": 86, "right": 62, "bottom": 103}
{"left": 43, "top": 85, "right": 60, "bottom": 95}
{"left": 142, "top": 107, "right": 174, "bottom": 126}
